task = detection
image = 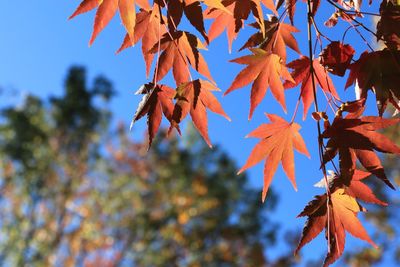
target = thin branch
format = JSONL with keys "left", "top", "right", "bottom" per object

{"left": 312, "top": 17, "right": 332, "bottom": 42}
{"left": 346, "top": 22, "right": 375, "bottom": 51}
{"left": 307, "top": 0, "right": 332, "bottom": 253}
{"left": 153, "top": 11, "right": 163, "bottom": 86}
{"left": 326, "top": 0, "right": 379, "bottom": 38}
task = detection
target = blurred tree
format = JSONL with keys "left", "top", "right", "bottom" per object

{"left": 0, "top": 67, "right": 294, "bottom": 267}
{"left": 0, "top": 66, "right": 113, "bottom": 266}
{"left": 88, "top": 126, "right": 280, "bottom": 267}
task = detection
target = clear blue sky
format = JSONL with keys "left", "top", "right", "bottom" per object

{"left": 0, "top": 1, "right": 393, "bottom": 266}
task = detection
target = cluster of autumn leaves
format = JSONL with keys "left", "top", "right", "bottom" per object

{"left": 69, "top": 0, "right": 400, "bottom": 265}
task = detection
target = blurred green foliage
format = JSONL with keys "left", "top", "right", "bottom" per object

{"left": 0, "top": 67, "right": 294, "bottom": 267}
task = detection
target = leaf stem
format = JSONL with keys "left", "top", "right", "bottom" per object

{"left": 307, "top": 0, "right": 332, "bottom": 253}
{"left": 153, "top": 9, "right": 163, "bottom": 86}
{"left": 290, "top": 92, "right": 302, "bottom": 123}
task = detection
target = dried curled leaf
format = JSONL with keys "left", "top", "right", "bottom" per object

{"left": 320, "top": 41, "right": 355, "bottom": 77}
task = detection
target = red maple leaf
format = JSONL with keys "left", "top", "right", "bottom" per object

{"left": 296, "top": 188, "right": 377, "bottom": 267}
{"left": 171, "top": 79, "right": 230, "bottom": 147}
{"left": 345, "top": 50, "right": 400, "bottom": 116}
{"left": 286, "top": 0, "right": 296, "bottom": 24}
{"left": 225, "top": 48, "right": 294, "bottom": 119}
{"left": 343, "top": 170, "right": 388, "bottom": 206}
{"left": 131, "top": 83, "right": 176, "bottom": 147}
{"left": 238, "top": 114, "right": 309, "bottom": 201}
{"left": 322, "top": 116, "right": 400, "bottom": 189}
{"left": 284, "top": 56, "right": 339, "bottom": 119}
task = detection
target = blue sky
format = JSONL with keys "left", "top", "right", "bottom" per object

{"left": 0, "top": 1, "right": 394, "bottom": 266}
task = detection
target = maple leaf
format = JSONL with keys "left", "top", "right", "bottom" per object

{"left": 319, "top": 41, "right": 355, "bottom": 77}
{"left": 131, "top": 83, "right": 176, "bottom": 148}
{"left": 322, "top": 116, "right": 400, "bottom": 189}
{"left": 238, "top": 114, "right": 309, "bottom": 201}
{"left": 117, "top": 9, "right": 166, "bottom": 77}
{"left": 343, "top": 170, "right": 388, "bottom": 206}
{"left": 345, "top": 50, "right": 400, "bottom": 116}
{"left": 148, "top": 31, "right": 213, "bottom": 85}
{"left": 202, "top": 0, "right": 232, "bottom": 13}
{"left": 377, "top": 0, "right": 400, "bottom": 50}
{"left": 225, "top": 48, "right": 295, "bottom": 119}
{"left": 204, "top": 0, "right": 277, "bottom": 52}
{"left": 69, "top": 0, "right": 150, "bottom": 46}
{"left": 239, "top": 16, "right": 300, "bottom": 62}
{"left": 204, "top": 3, "right": 237, "bottom": 52}
{"left": 156, "top": 0, "right": 209, "bottom": 42}
{"left": 315, "top": 169, "right": 388, "bottom": 206}
{"left": 285, "top": 0, "right": 296, "bottom": 24}
{"left": 284, "top": 56, "right": 339, "bottom": 119}
{"left": 88, "top": 0, "right": 120, "bottom": 45}
{"left": 170, "top": 79, "right": 230, "bottom": 147}
{"left": 69, "top": 0, "right": 100, "bottom": 20}
{"left": 296, "top": 188, "right": 377, "bottom": 267}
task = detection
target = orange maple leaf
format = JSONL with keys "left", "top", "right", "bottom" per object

{"left": 148, "top": 31, "right": 213, "bottom": 85}
{"left": 240, "top": 17, "right": 300, "bottom": 62}
{"left": 204, "top": 3, "right": 237, "bottom": 52}
{"left": 117, "top": 9, "right": 166, "bottom": 77}
{"left": 296, "top": 188, "right": 377, "bottom": 267}
{"left": 69, "top": 0, "right": 150, "bottom": 46}
{"left": 284, "top": 56, "right": 339, "bottom": 119}
{"left": 204, "top": 0, "right": 277, "bottom": 51}
{"left": 238, "top": 114, "right": 309, "bottom": 201}
{"left": 225, "top": 49, "right": 294, "bottom": 119}
{"left": 171, "top": 79, "right": 230, "bottom": 147}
